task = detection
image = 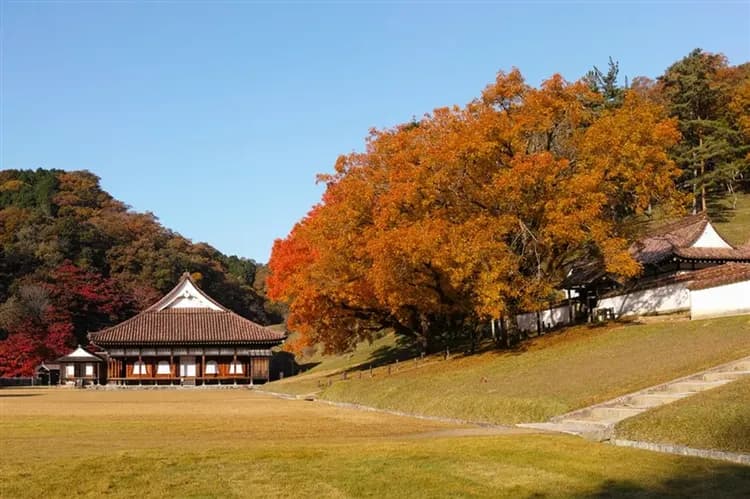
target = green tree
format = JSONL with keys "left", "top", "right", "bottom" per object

{"left": 584, "top": 57, "right": 624, "bottom": 108}
{"left": 658, "top": 49, "right": 749, "bottom": 212}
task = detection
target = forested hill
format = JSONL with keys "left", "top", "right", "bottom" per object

{"left": 0, "top": 169, "right": 282, "bottom": 376}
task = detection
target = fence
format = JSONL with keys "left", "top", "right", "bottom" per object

{"left": 0, "top": 377, "right": 35, "bottom": 387}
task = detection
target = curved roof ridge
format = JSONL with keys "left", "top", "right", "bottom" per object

{"left": 145, "top": 273, "right": 228, "bottom": 312}
{"left": 89, "top": 275, "right": 285, "bottom": 345}
{"left": 643, "top": 212, "right": 707, "bottom": 239}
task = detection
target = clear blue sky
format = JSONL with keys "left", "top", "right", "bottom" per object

{"left": 2, "top": 1, "right": 748, "bottom": 262}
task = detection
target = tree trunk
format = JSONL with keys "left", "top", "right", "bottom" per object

{"left": 499, "top": 316, "right": 509, "bottom": 349}
{"left": 700, "top": 136, "right": 707, "bottom": 212}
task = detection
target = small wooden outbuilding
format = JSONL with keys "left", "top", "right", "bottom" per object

{"left": 35, "top": 362, "right": 60, "bottom": 385}
{"left": 55, "top": 346, "right": 104, "bottom": 386}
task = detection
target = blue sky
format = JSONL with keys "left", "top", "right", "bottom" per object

{"left": 2, "top": 1, "right": 749, "bottom": 262}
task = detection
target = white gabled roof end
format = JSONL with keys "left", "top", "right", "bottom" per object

{"left": 148, "top": 273, "right": 226, "bottom": 312}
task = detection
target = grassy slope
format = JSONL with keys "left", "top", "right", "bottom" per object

{"left": 271, "top": 332, "right": 402, "bottom": 395}
{"left": 711, "top": 191, "right": 750, "bottom": 246}
{"left": 616, "top": 376, "right": 750, "bottom": 454}
{"left": 296, "top": 331, "right": 402, "bottom": 375}
{"left": 2, "top": 389, "right": 749, "bottom": 498}
{"left": 264, "top": 316, "right": 750, "bottom": 424}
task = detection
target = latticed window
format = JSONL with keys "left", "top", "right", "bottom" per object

{"left": 229, "top": 361, "right": 243, "bottom": 374}
{"left": 133, "top": 361, "right": 147, "bottom": 375}
{"left": 156, "top": 361, "right": 170, "bottom": 374}
{"left": 205, "top": 361, "right": 218, "bottom": 374}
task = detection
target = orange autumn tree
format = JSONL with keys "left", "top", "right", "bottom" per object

{"left": 269, "top": 69, "right": 682, "bottom": 354}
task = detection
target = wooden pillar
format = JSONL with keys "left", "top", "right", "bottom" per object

{"left": 536, "top": 311, "right": 542, "bottom": 336}
{"left": 233, "top": 348, "right": 238, "bottom": 384}
{"left": 201, "top": 353, "right": 206, "bottom": 386}
{"left": 247, "top": 356, "right": 253, "bottom": 386}
{"left": 567, "top": 289, "right": 573, "bottom": 324}
{"left": 170, "top": 348, "right": 174, "bottom": 385}
{"left": 138, "top": 349, "right": 142, "bottom": 386}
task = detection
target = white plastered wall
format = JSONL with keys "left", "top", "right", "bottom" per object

{"left": 690, "top": 280, "right": 750, "bottom": 319}
{"left": 516, "top": 304, "right": 573, "bottom": 333}
{"left": 597, "top": 283, "right": 690, "bottom": 318}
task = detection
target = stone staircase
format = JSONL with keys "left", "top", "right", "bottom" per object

{"left": 519, "top": 356, "right": 750, "bottom": 441}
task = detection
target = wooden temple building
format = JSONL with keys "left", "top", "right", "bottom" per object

{"left": 87, "top": 273, "right": 285, "bottom": 386}
{"left": 520, "top": 214, "right": 750, "bottom": 331}
{"left": 561, "top": 213, "right": 750, "bottom": 300}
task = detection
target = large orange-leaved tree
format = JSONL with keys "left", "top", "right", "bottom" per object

{"left": 269, "top": 69, "right": 682, "bottom": 354}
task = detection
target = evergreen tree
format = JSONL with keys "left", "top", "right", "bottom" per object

{"left": 585, "top": 57, "right": 624, "bottom": 108}
{"left": 658, "top": 49, "right": 749, "bottom": 212}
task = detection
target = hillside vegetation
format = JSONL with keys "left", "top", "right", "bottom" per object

{"left": 2, "top": 389, "right": 749, "bottom": 498}
{"left": 0, "top": 169, "right": 281, "bottom": 376}
{"left": 265, "top": 316, "right": 750, "bottom": 424}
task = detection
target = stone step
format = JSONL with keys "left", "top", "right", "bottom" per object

{"left": 521, "top": 421, "right": 612, "bottom": 441}
{"left": 625, "top": 392, "right": 693, "bottom": 408}
{"left": 568, "top": 414, "right": 630, "bottom": 426}
{"left": 587, "top": 406, "right": 644, "bottom": 421}
{"left": 559, "top": 419, "right": 612, "bottom": 428}
{"left": 662, "top": 380, "right": 727, "bottom": 394}
{"left": 702, "top": 370, "right": 750, "bottom": 382}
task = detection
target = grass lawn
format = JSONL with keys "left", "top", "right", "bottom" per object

{"left": 616, "top": 376, "right": 750, "bottom": 454}
{"left": 264, "top": 315, "right": 750, "bottom": 424}
{"left": 1, "top": 389, "right": 749, "bottom": 498}
{"left": 711, "top": 192, "right": 750, "bottom": 246}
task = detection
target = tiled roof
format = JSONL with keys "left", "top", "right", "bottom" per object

{"left": 687, "top": 263, "right": 750, "bottom": 290}
{"left": 55, "top": 346, "right": 104, "bottom": 363}
{"left": 36, "top": 363, "right": 60, "bottom": 371}
{"left": 674, "top": 246, "right": 750, "bottom": 261}
{"left": 559, "top": 260, "right": 612, "bottom": 288}
{"left": 630, "top": 213, "right": 710, "bottom": 265}
{"left": 89, "top": 308, "right": 285, "bottom": 346}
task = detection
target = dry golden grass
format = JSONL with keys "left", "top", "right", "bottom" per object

{"left": 712, "top": 192, "right": 750, "bottom": 246}
{"left": 0, "top": 389, "right": 452, "bottom": 452}
{"left": 267, "top": 315, "right": 750, "bottom": 424}
{"left": 2, "top": 388, "right": 749, "bottom": 498}
{"left": 616, "top": 376, "right": 750, "bottom": 453}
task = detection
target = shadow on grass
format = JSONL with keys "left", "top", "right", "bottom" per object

{"left": 581, "top": 463, "right": 750, "bottom": 498}
{"left": 366, "top": 336, "right": 423, "bottom": 368}
{"left": 707, "top": 198, "right": 736, "bottom": 224}
{"left": 286, "top": 316, "right": 679, "bottom": 383}
{"left": 0, "top": 392, "right": 44, "bottom": 397}
{"left": 270, "top": 351, "right": 320, "bottom": 380}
